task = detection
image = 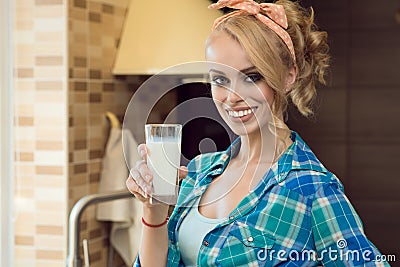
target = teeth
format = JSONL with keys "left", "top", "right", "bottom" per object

{"left": 228, "top": 108, "right": 254, "bottom": 118}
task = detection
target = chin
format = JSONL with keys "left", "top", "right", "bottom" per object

{"left": 225, "top": 119, "right": 264, "bottom": 137}
{"left": 218, "top": 108, "right": 271, "bottom": 137}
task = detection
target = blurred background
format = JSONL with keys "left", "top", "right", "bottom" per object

{"left": 1, "top": 0, "right": 399, "bottom": 266}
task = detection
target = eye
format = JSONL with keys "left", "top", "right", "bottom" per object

{"left": 211, "top": 75, "right": 230, "bottom": 86}
{"left": 244, "top": 72, "right": 263, "bottom": 83}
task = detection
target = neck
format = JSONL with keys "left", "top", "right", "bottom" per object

{"left": 235, "top": 125, "right": 292, "bottom": 165}
{"left": 236, "top": 128, "right": 275, "bottom": 165}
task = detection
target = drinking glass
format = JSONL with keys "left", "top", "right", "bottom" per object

{"left": 145, "top": 124, "right": 182, "bottom": 204}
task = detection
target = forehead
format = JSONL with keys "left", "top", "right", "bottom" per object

{"left": 206, "top": 32, "right": 253, "bottom": 74}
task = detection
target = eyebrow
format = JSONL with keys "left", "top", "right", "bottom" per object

{"left": 209, "top": 68, "right": 225, "bottom": 75}
{"left": 239, "top": 66, "right": 257, "bottom": 73}
{"left": 209, "top": 66, "right": 257, "bottom": 75}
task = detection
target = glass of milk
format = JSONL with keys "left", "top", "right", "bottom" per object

{"left": 145, "top": 124, "right": 182, "bottom": 204}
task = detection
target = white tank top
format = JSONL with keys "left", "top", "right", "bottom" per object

{"left": 178, "top": 198, "right": 225, "bottom": 266}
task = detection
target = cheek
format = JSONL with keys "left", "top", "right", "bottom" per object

{"left": 211, "top": 87, "right": 226, "bottom": 104}
{"left": 260, "top": 84, "right": 275, "bottom": 106}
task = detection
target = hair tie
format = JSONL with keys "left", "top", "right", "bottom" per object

{"left": 208, "top": 0, "right": 296, "bottom": 64}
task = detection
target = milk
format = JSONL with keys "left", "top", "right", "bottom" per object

{"left": 146, "top": 139, "right": 180, "bottom": 197}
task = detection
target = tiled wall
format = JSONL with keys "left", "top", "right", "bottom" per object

{"left": 68, "top": 0, "right": 136, "bottom": 266}
{"left": 14, "top": 0, "right": 142, "bottom": 266}
{"left": 290, "top": 0, "right": 400, "bottom": 259}
{"left": 13, "top": 0, "right": 68, "bottom": 266}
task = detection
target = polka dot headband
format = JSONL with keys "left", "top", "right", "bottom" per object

{"left": 209, "top": 0, "right": 296, "bottom": 64}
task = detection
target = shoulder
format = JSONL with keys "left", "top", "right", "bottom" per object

{"left": 282, "top": 169, "right": 344, "bottom": 198}
{"left": 279, "top": 132, "right": 344, "bottom": 197}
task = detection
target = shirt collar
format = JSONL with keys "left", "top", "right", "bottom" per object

{"left": 196, "top": 131, "right": 327, "bottom": 186}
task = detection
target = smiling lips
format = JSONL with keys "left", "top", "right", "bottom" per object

{"left": 226, "top": 107, "right": 257, "bottom": 120}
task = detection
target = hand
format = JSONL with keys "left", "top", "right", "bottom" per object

{"left": 126, "top": 143, "right": 188, "bottom": 207}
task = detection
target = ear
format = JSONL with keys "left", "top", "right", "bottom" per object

{"left": 285, "top": 66, "right": 297, "bottom": 93}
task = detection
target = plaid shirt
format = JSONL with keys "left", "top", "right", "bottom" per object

{"left": 134, "top": 131, "right": 389, "bottom": 267}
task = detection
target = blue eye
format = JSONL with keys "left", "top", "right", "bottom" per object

{"left": 244, "top": 72, "right": 263, "bottom": 83}
{"left": 211, "top": 75, "right": 230, "bottom": 86}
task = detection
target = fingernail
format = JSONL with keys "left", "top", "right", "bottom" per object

{"left": 145, "top": 175, "right": 151, "bottom": 182}
{"left": 146, "top": 186, "right": 152, "bottom": 193}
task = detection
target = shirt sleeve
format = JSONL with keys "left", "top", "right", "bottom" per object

{"left": 311, "top": 181, "right": 390, "bottom": 266}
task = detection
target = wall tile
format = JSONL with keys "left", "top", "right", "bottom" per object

{"left": 300, "top": 0, "right": 350, "bottom": 30}
{"left": 34, "top": 151, "right": 65, "bottom": 165}
{"left": 348, "top": 144, "right": 400, "bottom": 200}
{"left": 73, "top": 0, "right": 86, "bottom": 9}
{"left": 36, "top": 225, "right": 64, "bottom": 235}
{"left": 35, "top": 165, "right": 63, "bottom": 175}
{"left": 34, "top": 18, "right": 65, "bottom": 32}
{"left": 102, "top": 4, "right": 113, "bottom": 14}
{"left": 34, "top": 175, "right": 65, "bottom": 187}
{"left": 14, "top": 247, "right": 36, "bottom": 261}
{"left": 34, "top": 211, "right": 66, "bottom": 225}
{"left": 19, "top": 152, "right": 34, "bottom": 161}
{"left": 18, "top": 117, "right": 34, "bottom": 126}
{"left": 34, "top": 43, "right": 64, "bottom": 54}
{"left": 35, "top": 116, "right": 64, "bottom": 127}
{"left": 36, "top": 140, "right": 63, "bottom": 150}
{"left": 350, "top": 0, "right": 400, "bottom": 30}
{"left": 36, "top": 91, "right": 64, "bottom": 103}
{"left": 35, "top": 31, "right": 65, "bottom": 43}
{"left": 34, "top": 6, "right": 64, "bottom": 17}
{"left": 17, "top": 68, "right": 34, "bottom": 78}
{"left": 36, "top": 249, "right": 64, "bottom": 260}
{"left": 16, "top": 20, "right": 35, "bottom": 31}
{"left": 35, "top": 0, "right": 64, "bottom": 5}
{"left": 35, "top": 55, "right": 63, "bottom": 66}
{"left": 34, "top": 66, "right": 65, "bottom": 78}
{"left": 35, "top": 235, "right": 64, "bottom": 248}
{"left": 350, "top": 30, "right": 400, "bottom": 87}
{"left": 349, "top": 88, "right": 400, "bottom": 143}
{"left": 36, "top": 127, "right": 64, "bottom": 140}
{"left": 15, "top": 235, "right": 35, "bottom": 246}
{"left": 327, "top": 31, "right": 349, "bottom": 88}
{"left": 36, "top": 80, "right": 63, "bottom": 90}
{"left": 69, "top": 7, "right": 87, "bottom": 21}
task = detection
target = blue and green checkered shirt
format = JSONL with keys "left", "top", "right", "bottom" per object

{"left": 134, "top": 131, "right": 389, "bottom": 266}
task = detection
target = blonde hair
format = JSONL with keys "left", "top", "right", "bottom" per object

{"left": 208, "top": 0, "right": 330, "bottom": 156}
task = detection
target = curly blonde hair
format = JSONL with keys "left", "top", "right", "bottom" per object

{"left": 209, "top": 0, "right": 330, "bottom": 119}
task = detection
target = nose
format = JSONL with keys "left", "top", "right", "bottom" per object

{"left": 226, "top": 86, "right": 243, "bottom": 104}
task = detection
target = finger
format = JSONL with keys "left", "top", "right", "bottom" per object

{"left": 131, "top": 191, "right": 148, "bottom": 203}
{"left": 135, "top": 160, "right": 153, "bottom": 184}
{"left": 126, "top": 175, "right": 147, "bottom": 199}
{"left": 178, "top": 166, "right": 188, "bottom": 181}
{"left": 129, "top": 168, "right": 152, "bottom": 196}
{"left": 137, "top": 144, "right": 148, "bottom": 161}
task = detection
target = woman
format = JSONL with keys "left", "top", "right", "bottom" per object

{"left": 126, "top": 0, "right": 389, "bottom": 266}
